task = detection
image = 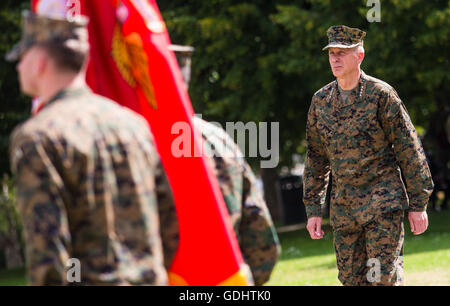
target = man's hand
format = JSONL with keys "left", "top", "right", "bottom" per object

{"left": 307, "top": 217, "right": 324, "bottom": 239}
{"left": 408, "top": 211, "right": 429, "bottom": 235}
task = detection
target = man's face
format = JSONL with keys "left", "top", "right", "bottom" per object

{"left": 328, "top": 47, "right": 361, "bottom": 78}
{"left": 16, "top": 46, "right": 45, "bottom": 96}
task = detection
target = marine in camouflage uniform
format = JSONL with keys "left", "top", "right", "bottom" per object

{"left": 170, "top": 45, "right": 281, "bottom": 285}
{"left": 160, "top": 115, "right": 281, "bottom": 286}
{"left": 193, "top": 117, "right": 281, "bottom": 285}
{"left": 7, "top": 11, "right": 177, "bottom": 285}
{"left": 303, "top": 26, "right": 434, "bottom": 285}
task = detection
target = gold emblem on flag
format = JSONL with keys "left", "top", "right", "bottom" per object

{"left": 111, "top": 25, "right": 157, "bottom": 109}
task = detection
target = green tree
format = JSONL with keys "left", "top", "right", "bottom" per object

{"left": 0, "top": 175, "right": 23, "bottom": 269}
{"left": 160, "top": 0, "right": 449, "bottom": 168}
{"left": 160, "top": 0, "right": 449, "bottom": 221}
{"left": 0, "top": 0, "right": 29, "bottom": 269}
{"left": 0, "top": 1, "right": 447, "bottom": 223}
{"left": 160, "top": 0, "right": 299, "bottom": 168}
{"left": 0, "top": 0, "right": 31, "bottom": 176}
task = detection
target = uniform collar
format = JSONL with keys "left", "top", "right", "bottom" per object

{"left": 329, "top": 71, "right": 367, "bottom": 107}
{"left": 34, "top": 85, "right": 91, "bottom": 115}
{"left": 47, "top": 85, "right": 91, "bottom": 105}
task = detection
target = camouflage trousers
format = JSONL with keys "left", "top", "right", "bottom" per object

{"left": 332, "top": 209, "right": 405, "bottom": 286}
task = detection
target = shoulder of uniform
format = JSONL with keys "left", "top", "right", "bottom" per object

{"left": 313, "top": 80, "right": 335, "bottom": 99}
{"left": 9, "top": 114, "right": 57, "bottom": 161}
{"left": 363, "top": 73, "right": 396, "bottom": 94}
{"left": 194, "top": 117, "right": 228, "bottom": 146}
{"left": 10, "top": 117, "right": 41, "bottom": 144}
{"left": 9, "top": 118, "right": 41, "bottom": 172}
{"left": 193, "top": 117, "right": 245, "bottom": 162}
{"left": 193, "top": 117, "right": 229, "bottom": 141}
{"left": 55, "top": 91, "right": 150, "bottom": 130}
{"left": 194, "top": 117, "right": 226, "bottom": 138}
{"left": 9, "top": 124, "right": 26, "bottom": 152}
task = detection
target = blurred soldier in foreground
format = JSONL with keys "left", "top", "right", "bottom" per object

{"left": 170, "top": 45, "right": 281, "bottom": 285}
{"left": 303, "top": 26, "right": 434, "bottom": 286}
{"left": 6, "top": 11, "right": 177, "bottom": 285}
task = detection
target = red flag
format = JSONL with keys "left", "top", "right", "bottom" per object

{"left": 32, "top": 0, "right": 250, "bottom": 285}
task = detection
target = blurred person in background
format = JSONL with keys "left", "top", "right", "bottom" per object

{"left": 170, "top": 45, "right": 281, "bottom": 285}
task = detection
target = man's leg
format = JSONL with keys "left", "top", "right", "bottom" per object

{"left": 364, "top": 209, "right": 405, "bottom": 286}
{"left": 331, "top": 202, "right": 368, "bottom": 286}
{"left": 333, "top": 228, "right": 368, "bottom": 286}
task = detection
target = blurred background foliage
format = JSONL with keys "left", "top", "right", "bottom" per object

{"left": 159, "top": 0, "right": 449, "bottom": 168}
{"left": 0, "top": 0, "right": 30, "bottom": 177}
{"left": 0, "top": 0, "right": 448, "bottom": 173}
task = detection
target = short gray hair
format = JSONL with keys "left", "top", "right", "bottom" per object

{"left": 357, "top": 43, "right": 365, "bottom": 54}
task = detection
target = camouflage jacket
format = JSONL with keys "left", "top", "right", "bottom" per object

{"left": 10, "top": 86, "right": 176, "bottom": 285}
{"left": 193, "top": 117, "right": 281, "bottom": 286}
{"left": 303, "top": 72, "right": 434, "bottom": 225}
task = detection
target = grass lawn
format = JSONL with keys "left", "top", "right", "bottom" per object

{"left": 266, "top": 209, "right": 450, "bottom": 286}
{"left": 0, "top": 267, "right": 26, "bottom": 286}
{"left": 0, "top": 210, "right": 449, "bottom": 286}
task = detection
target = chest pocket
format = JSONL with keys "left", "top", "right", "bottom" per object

{"left": 316, "top": 109, "right": 339, "bottom": 152}
{"left": 340, "top": 101, "right": 384, "bottom": 150}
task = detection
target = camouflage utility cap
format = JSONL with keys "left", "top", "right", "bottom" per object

{"left": 322, "top": 25, "right": 366, "bottom": 51}
{"left": 5, "top": 10, "right": 89, "bottom": 62}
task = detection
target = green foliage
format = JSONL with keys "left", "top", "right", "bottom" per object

{"left": 160, "top": 0, "right": 449, "bottom": 168}
{"left": 0, "top": 0, "right": 31, "bottom": 176}
{"left": 0, "top": 1, "right": 447, "bottom": 174}
{"left": 0, "top": 175, "right": 23, "bottom": 269}
{"left": 0, "top": 176, "right": 19, "bottom": 234}
{"left": 0, "top": 266, "right": 26, "bottom": 286}
{"left": 160, "top": 1, "right": 299, "bottom": 167}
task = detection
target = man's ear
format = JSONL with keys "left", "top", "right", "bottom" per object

{"left": 34, "top": 48, "right": 49, "bottom": 77}
{"left": 358, "top": 50, "right": 365, "bottom": 64}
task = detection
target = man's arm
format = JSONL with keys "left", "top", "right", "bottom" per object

{"left": 379, "top": 90, "right": 434, "bottom": 235}
{"left": 379, "top": 90, "right": 434, "bottom": 212}
{"left": 239, "top": 162, "right": 281, "bottom": 286}
{"left": 303, "top": 99, "right": 330, "bottom": 220}
{"left": 10, "top": 133, "right": 72, "bottom": 285}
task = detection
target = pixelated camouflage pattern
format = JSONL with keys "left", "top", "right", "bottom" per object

{"left": 333, "top": 209, "right": 404, "bottom": 286}
{"left": 193, "top": 117, "right": 281, "bottom": 286}
{"left": 322, "top": 25, "right": 366, "bottom": 51}
{"left": 6, "top": 10, "right": 89, "bottom": 62}
{"left": 10, "top": 86, "right": 177, "bottom": 285}
{"left": 303, "top": 71, "right": 434, "bottom": 227}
